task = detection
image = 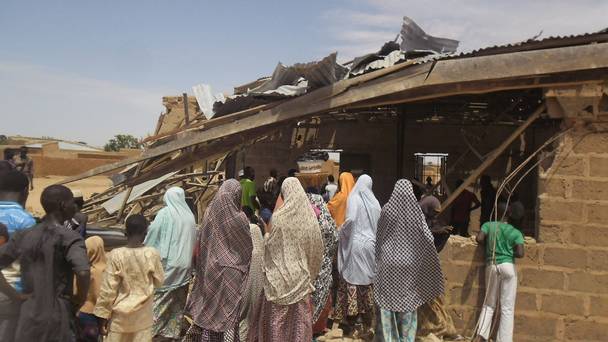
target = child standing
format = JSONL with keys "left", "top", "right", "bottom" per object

{"left": 77, "top": 236, "right": 107, "bottom": 341}
{"left": 475, "top": 202, "right": 525, "bottom": 342}
{"left": 94, "top": 214, "right": 164, "bottom": 342}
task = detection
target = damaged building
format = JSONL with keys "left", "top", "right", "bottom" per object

{"left": 61, "top": 19, "right": 608, "bottom": 341}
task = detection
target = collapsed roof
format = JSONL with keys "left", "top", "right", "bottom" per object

{"left": 62, "top": 17, "right": 608, "bottom": 226}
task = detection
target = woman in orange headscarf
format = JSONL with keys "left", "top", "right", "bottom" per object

{"left": 327, "top": 172, "right": 355, "bottom": 227}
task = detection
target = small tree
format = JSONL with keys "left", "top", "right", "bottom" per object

{"left": 104, "top": 134, "right": 141, "bottom": 152}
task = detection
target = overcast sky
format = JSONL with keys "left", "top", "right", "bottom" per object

{"left": 1, "top": 0, "right": 606, "bottom": 146}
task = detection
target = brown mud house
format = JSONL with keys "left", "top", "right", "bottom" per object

{"left": 62, "top": 29, "right": 608, "bottom": 340}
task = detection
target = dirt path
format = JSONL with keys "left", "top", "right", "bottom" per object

{"left": 26, "top": 175, "right": 112, "bottom": 217}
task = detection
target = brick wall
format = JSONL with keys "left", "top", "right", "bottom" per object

{"left": 440, "top": 125, "right": 608, "bottom": 341}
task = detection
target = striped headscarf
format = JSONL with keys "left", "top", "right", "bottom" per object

{"left": 374, "top": 179, "right": 444, "bottom": 313}
{"left": 187, "top": 179, "right": 253, "bottom": 332}
{"left": 263, "top": 177, "right": 323, "bottom": 305}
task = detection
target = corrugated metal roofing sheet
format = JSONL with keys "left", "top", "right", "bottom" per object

{"left": 453, "top": 29, "right": 608, "bottom": 59}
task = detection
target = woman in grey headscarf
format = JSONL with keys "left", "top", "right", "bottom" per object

{"left": 374, "top": 179, "right": 444, "bottom": 342}
{"left": 334, "top": 174, "right": 381, "bottom": 337}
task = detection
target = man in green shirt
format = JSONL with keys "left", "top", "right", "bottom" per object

{"left": 240, "top": 166, "right": 259, "bottom": 212}
{"left": 475, "top": 202, "right": 524, "bottom": 342}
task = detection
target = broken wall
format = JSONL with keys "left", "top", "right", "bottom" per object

{"left": 156, "top": 96, "right": 202, "bottom": 135}
{"left": 440, "top": 123, "right": 608, "bottom": 341}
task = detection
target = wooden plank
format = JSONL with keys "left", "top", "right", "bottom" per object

{"left": 58, "top": 43, "right": 608, "bottom": 185}
{"left": 115, "top": 163, "right": 143, "bottom": 222}
{"left": 141, "top": 103, "right": 278, "bottom": 144}
{"left": 350, "top": 68, "right": 608, "bottom": 109}
{"left": 438, "top": 103, "right": 545, "bottom": 215}
{"left": 183, "top": 93, "right": 190, "bottom": 126}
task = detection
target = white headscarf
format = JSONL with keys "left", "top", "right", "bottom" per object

{"left": 338, "top": 174, "right": 381, "bottom": 285}
{"left": 144, "top": 186, "right": 196, "bottom": 290}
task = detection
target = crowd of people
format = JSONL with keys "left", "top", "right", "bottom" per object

{"left": 0, "top": 163, "right": 526, "bottom": 342}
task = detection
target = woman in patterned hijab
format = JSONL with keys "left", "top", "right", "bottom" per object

{"left": 249, "top": 177, "right": 323, "bottom": 342}
{"left": 184, "top": 179, "right": 253, "bottom": 341}
{"left": 374, "top": 179, "right": 444, "bottom": 342}
{"left": 306, "top": 191, "right": 338, "bottom": 335}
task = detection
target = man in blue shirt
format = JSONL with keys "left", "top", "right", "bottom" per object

{"left": 0, "top": 170, "right": 36, "bottom": 342}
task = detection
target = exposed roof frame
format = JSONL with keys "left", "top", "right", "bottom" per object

{"left": 59, "top": 42, "right": 608, "bottom": 185}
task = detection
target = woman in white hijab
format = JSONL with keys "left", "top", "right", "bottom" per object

{"left": 334, "top": 174, "right": 381, "bottom": 338}
{"left": 144, "top": 186, "right": 196, "bottom": 340}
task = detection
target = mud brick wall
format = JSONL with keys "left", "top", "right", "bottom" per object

{"left": 440, "top": 126, "right": 608, "bottom": 341}
{"left": 30, "top": 155, "right": 129, "bottom": 177}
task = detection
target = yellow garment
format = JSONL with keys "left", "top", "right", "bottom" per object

{"left": 104, "top": 327, "right": 152, "bottom": 342}
{"left": 94, "top": 246, "right": 164, "bottom": 333}
{"left": 264, "top": 177, "right": 324, "bottom": 306}
{"left": 327, "top": 172, "right": 355, "bottom": 227}
{"left": 79, "top": 236, "right": 107, "bottom": 314}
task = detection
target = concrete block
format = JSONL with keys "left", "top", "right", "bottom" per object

{"left": 449, "top": 286, "right": 484, "bottom": 307}
{"left": 514, "top": 314, "right": 557, "bottom": 338}
{"left": 573, "top": 133, "right": 608, "bottom": 154}
{"left": 589, "top": 250, "right": 608, "bottom": 272}
{"left": 520, "top": 268, "right": 565, "bottom": 290}
{"left": 569, "top": 225, "right": 608, "bottom": 247}
{"left": 587, "top": 203, "right": 608, "bottom": 224}
{"left": 571, "top": 179, "right": 608, "bottom": 200}
{"left": 568, "top": 271, "right": 608, "bottom": 294}
{"left": 450, "top": 241, "right": 484, "bottom": 263}
{"left": 538, "top": 223, "right": 570, "bottom": 244}
{"left": 543, "top": 247, "right": 587, "bottom": 269}
{"left": 539, "top": 199, "right": 584, "bottom": 222}
{"left": 541, "top": 294, "right": 585, "bottom": 315}
{"left": 443, "top": 263, "right": 484, "bottom": 287}
{"left": 552, "top": 156, "right": 587, "bottom": 176}
{"left": 590, "top": 156, "right": 608, "bottom": 178}
{"left": 564, "top": 318, "right": 608, "bottom": 341}
{"left": 590, "top": 296, "right": 608, "bottom": 317}
{"left": 519, "top": 245, "right": 542, "bottom": 267}
{"left": 538, "top": 177, "right": 570, "bottom": 198}
{"left": 515, "top": 291, "right": 538, "bottom": 312}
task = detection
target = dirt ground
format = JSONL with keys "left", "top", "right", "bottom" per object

{"left": 26, "top": 175, "right": 112, "bottom": 217}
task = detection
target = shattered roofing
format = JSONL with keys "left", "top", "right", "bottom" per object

{"left": 452, "top": 29, "right": 608, "bottom": 59}
{"left": 193, "top": 16, "right": 608, "bottom": 121}
{"left": 60, "top": 28, "right": 608, "bottom": 186}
